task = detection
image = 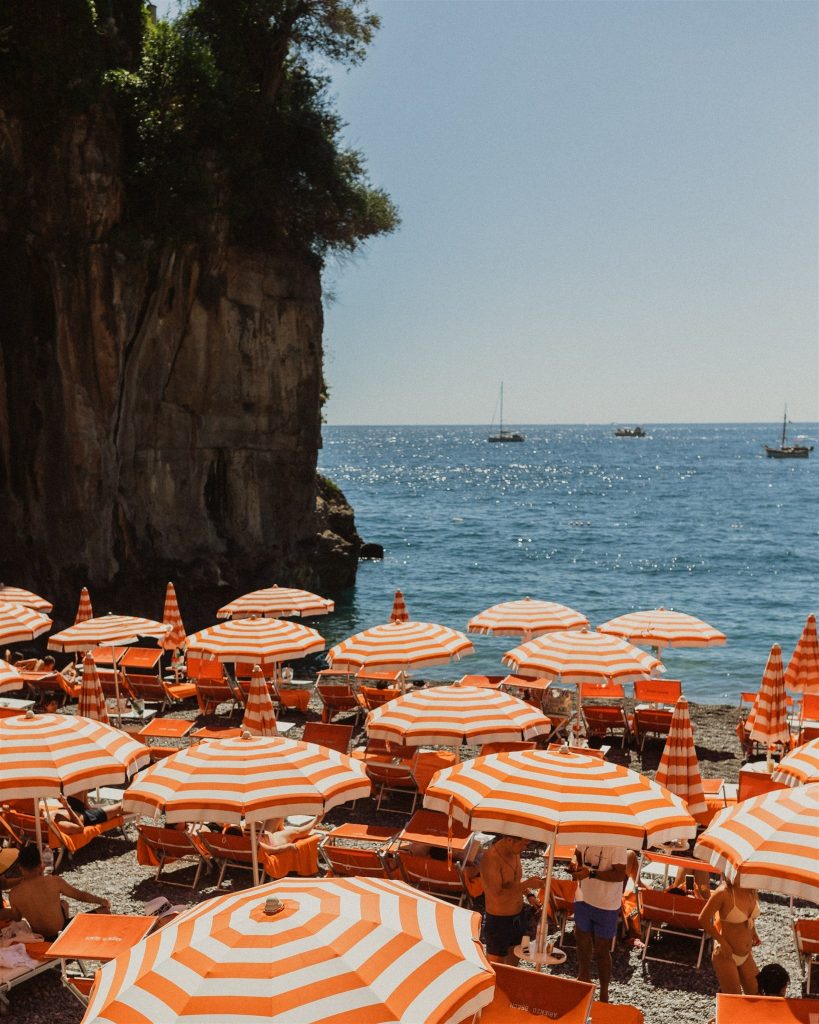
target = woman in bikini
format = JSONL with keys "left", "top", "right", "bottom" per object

{"left": 698, "top": 876, "right": 761, "bottom": 994}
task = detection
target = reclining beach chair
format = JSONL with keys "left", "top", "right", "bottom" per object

{"left": 315, "top": 672, "right": 363, "bottom": 724}
{"left": 395, "top": 850, "right": 470, "bottom": 906}
{"left": 301, "top": 721, "right": 354, "bottom": 754}
{"left": 798, "top": 693, "right": 819, "bottom": 744}
{"left": 632, "top": 680, "right": 682, "bottom": 751}
{"left": 358, "top": 683, "right": 401, "bottom": 712}
{"left": 365, "top": 756, "right": 418, "bottom": 813}
{"left": 197, "top": 831, "right": 256, "bottom": 889}
{"left": 793, "top": 915, "right": 819, "bottom": 994}
{"left": 2, "top": 803, "right": 127, "bottom": 871}
{"left": 580, "top": 682, "right": 631, "bottom": 749}
{"left": 480, "top": 740, "right": 537, "bottom": 755}
{"left": 479, "top": 964, "right": 595, "bottom": 1024}
{"left": 188, "top": 655, "right": 238, "bottom": 716}
{"left": 637, "top": 889, "right": 709, "bottom": 968}
{"left": 319, "top": 827, "right": 397, "bottom": 879}
{"left": 548, "top": 877, "right": 578, "bottom": 945}
{"left": 135, "top": 824, "right": 207, "bottom": 889}
{"left": 737, "top": 769, "right": 788, "bottom": 802}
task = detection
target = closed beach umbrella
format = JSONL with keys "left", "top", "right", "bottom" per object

{"left": 77, "top": 654, "right": 109, "bottom": 724}
{"left": 503, "top": 628, "right": 661, "bottom": 685}
{"left": 772, "top": 738, "right": 819, "bottom": 788}
{"left": 0, "top": 602, "right": 53, "bottom": 646}
{"left": 186, "top": 617, "right": 325, "bottom": 665}
{"left": 366, "top": 683, "right": 552, "bottom": 748}
{"left": 242, "top": 665, "right": 278, "bottom": 737}
{"left": 695, "top": 783, "right": 819, "bottom": 902}
{"left": 468, "top": 597, "right": 588, "bottom": 638}
{"left": 161, "top": 581, "right": 187, "bottom": 650}
{"left": 218, "top": 586, "right": 335, "bottom": 620}
{"left": 74, "top": 586, "right": 93, "bottom": 624}
{"left": 784, "top": 613, "right": 819, "bottom": 694}
{"left": 83, "top": 876, "right": 495, "bottom": 1024}
{"left": 746, "top": 644, "right": 790, "bottom": 749}
{"left": 0, "top": 584, "right": 53, "bottom": 613}
{"left": 390, "top": 588, "right": 409, "bottom": 623}
{"left": 328, "top": 621, "right": 474, "bottom": 673}
{"left": 0, "top": 659, "right": 25, "bottom": 695}
{"left": 597, "top": 608, "right": 726, "bottom": 649}
{"left": 655, "top": 697, "right": 708, "bottom": 818}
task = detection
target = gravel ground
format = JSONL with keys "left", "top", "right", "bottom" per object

{"left": 3, "top": 693, "right": 810, "bottom": 1023}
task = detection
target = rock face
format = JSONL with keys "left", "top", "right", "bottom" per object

{"left": 0, "top": 108, "right": 356, "bottom": 629}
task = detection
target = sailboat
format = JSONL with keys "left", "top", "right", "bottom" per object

{"left": 487, "top": 383, "right": 525, "bottom": 442}
{"left": 764, "top": 408, "right": 813, "bottom": 459}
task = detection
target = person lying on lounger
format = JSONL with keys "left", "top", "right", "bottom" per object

{"left": 53, "top": 791, "right": 123, "bottom": 833}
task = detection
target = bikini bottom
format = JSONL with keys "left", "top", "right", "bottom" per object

{"left": 731, "top": 950, "right": 751, "bottom": 966}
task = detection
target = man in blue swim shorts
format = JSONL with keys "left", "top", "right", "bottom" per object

{"left": 480, "top": 835, "right": 547, "bottom": 965}
{"left": 570, "top": 845, "right": 628, "bottom": 1002}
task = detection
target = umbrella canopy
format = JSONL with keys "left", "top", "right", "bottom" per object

{"left": 366, "top": 684, "right": 552, "bottom": 748}
{"left": 77, "top": 654, "right": 109, "bottom": 724}
{"left": 0, "top": 659, "right": 25, "bottom": 696}
{"left": 468, "top": 597, "right": 588, "bottom": 638}
{"left": 74, "top": 586, "right": 93, "bottom": 624}
{"left": 390, "top": 589, "right": 409, "bottom": 623}
{"left": 695, "top": 784, "right": 819, "bottom": 902}
{"left": 242, "top": 665, "right": 278, "bottom": 737}
{"left": 0, "top": 712, "right": 149, "bottom": 801}
{"left": 597, "top": 608, "right": 726, "bottom": 649}
{"left": 746, "top": 644, "right": 790, "bottom": 747}
{"left": 784, "top": 613, "right": 819, "bottom": 693}
{"left": 161, "top": 582, "right": 187, "bottom": 650}
{"left": 0, "top": 584, "right": 53, "bottom": 613}
{"left": 218, "top": 586, "right": 335, "bottom": 620}
{"left": 0, "top": 602, "right": 53, "bottom": 646}
{"left": 503, "top": 628, "right": 661, "bottom": 685}
{"left": 772, "top": 738, "right": 819, "bottom": 788}
{"left": 655, "top": 697, "right": 707, "bottom": 818}
{"left": 328, "top": 621, "right": 474, "bottom": 673}
{"left": 48, "top": 613, "right": 171, "bottom": 652}
{"left": 186, "top": 617, "right": 325, "bottom": 665}
{"left": 83, "top": 877, "right": 495, "bottom": 1024}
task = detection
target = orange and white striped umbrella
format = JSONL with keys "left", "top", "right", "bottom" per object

{"left": 0, "top": 602, "right": 53, "bottom": 646}
{"left": 390, "top": 589, "right": 409, "bottom": 622}
{"left": 186, "top": 617, "right": 325, "bottom": 664}
{"left": 503, "top": 628, "right": 662, "bottom": 684}
{"left": 74, "top": 586, "right": 93, "bottom": 624}
{"left": 784, "top": 613, "right": 819, "bottom": 694}
{"left": 468, "top": 597, "right": 588, "bottom": 638}
{"left": 0, "top": 584, "right": 52, "bottom": 613}
{"left": 366, "top": 683, "right": 552, "bottom": 748}
{"left": 77, "top": 654, "right": 109, "bottom": 724}
{"left": 84, "top": 877, "right": 494, "bottom": 1024}
{"left": 0, "top": 712, "right": 149, "bottom": 801}
{"left": 242, "top": 665, "right": 278, "bottom": 737}
{"left": 218, "top": 586, "right": 335, "bottom": 620}
{"left": 328, "top": 621, "right": 474, "bottom": 673}
{"left": 48, "top": 613, "right": 171, "bottom": 652}
{"left": 746, "top": 644, "right": 791, "bottom": 747}
{"left": 772, "top": 738, "right": 819, "bottom": 788}
{"left": 161, "top": 581, "right": 187, "bottom": 650}
{"left": 695, "top": 784, "right": 819, "bottom": 902}
{"left": 655, "top": 697, "right": 707, "bottom": 818}
{"left": 0, "top": 659, "right": 25, "bottom": 695}
{"left": 597, "top": 608, "right": 726, "bottom": 649}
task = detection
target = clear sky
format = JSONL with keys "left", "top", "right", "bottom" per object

{"left": 159, "top": 2, "right": 819, "bottom": 426}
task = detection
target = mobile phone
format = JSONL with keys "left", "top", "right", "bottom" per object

{"left": 685, "top": 874, "right": 694, "bottom": 893}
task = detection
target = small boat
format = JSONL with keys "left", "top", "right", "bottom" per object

{"left": 614, "top": 426, "right": 646, "bottom": 438}
{"left": 487, "top": 383, "right": 525, "bottom": 442}
{"left": 764, "top": 408, "right": 813, "bottom": 459}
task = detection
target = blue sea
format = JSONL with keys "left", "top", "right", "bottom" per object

{"left": 317, "top": 423, "right": 818, "bottom": 704}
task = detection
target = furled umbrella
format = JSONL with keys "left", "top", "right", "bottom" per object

{"left": 745, "top": 644, "right": 791, "bottom": 757}
{"left": 390, "top": 589, "right": 409, "bottom": 622}
{"left": 468, "top": 597, "right": 588, "bottom": 639}
{"left": 366, "top": 683, "right": 552, "bottom": 749}
{"left": 0, "top": 659, "right": 25, "bottom": 696}
{"left": 218, "top": 586, "right": 335, "bottom": 620}
{"left": 655, "top": 696, "right": 708, "bottom": 820}
{"left": 242, "top": 665, "right": 279, "bottom": 737}
{"left": 772, "top": 737, "right": 819, "bottom": 788}
{"left": 124, "top": 733, "right": 370, "bottom": 884}
{"left": 695, "top": 783, "right": 819, "bottom": 902}
{"left": 598, "top": 608, "right": 726, "bottom": 650}
{"left": 161, "top": 581, "right": 187, "bottom": 651}
{"left": 328, "top": 621, "right": 474, "bottom": 674}
{"left": 74, "top": 586, "right": 93, "bottom": 624}
{"left": 83, "top": 876, "right": 495, "bottom": 1024}
{"left": 785, "top": 613, "right": 819, "bottom": 694}
{"left": 76, "top": 653, "right": 109, "bottom": 725}
{"left": 0, "top": 602, "right": 53, "bottom": 647}
{"left": 0, "top": 584, "right": 53, "bottom": 613}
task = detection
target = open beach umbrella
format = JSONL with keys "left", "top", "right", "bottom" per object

{"left": 468, "top": 597, "right": 588, "bottom": 638}
{"left": 218, "top": 585, "right": 335, "bottom": 620}
{"left": 76, "top": 654, "right": 108, "bottom": 724}
{"left": 123, "top": 733, "right": 370, "bottom": 883}
{"left": 0, "top": 584, "right": 53, "bottom": 613}
{"left": 597, "top": 608, "right": 726, "bottom": 649}
{"left": 241, "top": 665, "right": 278, "bottom": 737}
{"left": 186, "top": 617, "right": 325, "bottom": 669}
{"left": 83, "top": 876, "right": 495, "bottom": 1024}
{"left": 695, "top": 783, "right": 819, "bottom": 902}
{"left": 0, "top": 659, "right": 25, "bottom": 695}
{"left": 784, "top": 613, "right": 819, "bottom": 694}
{"left": 328, "top": 621, "right": 474, "bottom": 674}
{"left": 503, "top": 628, "right": 662, "bottom": 685}
{"left": 390, "top": 588, "right": 409, "bottom": 622}
{"left": 655, "top": 697, "right": 708, "bottom": 819}
{"left": 0, "top": 602, "right": 53, "bottom": 646}
{"left": 161, "top": 581, "right": 187, "bottom": 650}
{"left": 772, "top": 738, "right": 819, "bottom": 788}
{"left": 366, "top": 683, "right": 552, "bottom": 749}
{"left": 74, "top": 586, "right": 93, "bottom": 624}
{"left": 746, "top": 644, "right": 791, "bottom": 750}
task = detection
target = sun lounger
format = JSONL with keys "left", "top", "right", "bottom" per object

{"left": 135, "top": 824, "right": 207, "bottom": 888}
{"left": 320, "top": 823, "right": 398, "bottom": 879}
{"left": 590, "top": 1004, "right": 644, "bottom": 1023}
{"left": 715, "top": 993, "right": 819, "bottom": 1022}
{"left": 301, "top": 721, "right": 354, "bottom": 754}
{"left": 580, "top": 682, "right": 632, "bottom": 749}
{"left": 793, "top": 916, "right": 819, "bottom": 994}
{"left": 315, "top": 674, "right": 364, "bottom": 724}
{"left": 638, "top": 889, "right": 709, "bottom": 968}
{"left": 0, "top": 936, "right": 59, "bottom": 1014}
{"left": 479, "top": 963, "right": 595, "bottom": 1023}
{"left": 2, "top": 804, "right": 127, "bottom": 870}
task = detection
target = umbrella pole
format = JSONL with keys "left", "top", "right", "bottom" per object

{"left": 251, "top": 821, "right": 259, "bottom": 886}
{"left": 34, "top": 796, "right": 43, "bottom": 854}
{"left": 535, "top": 840, "right": 557, "bottom": 964}
{"left": 113, "top": 651, "right": 124, "bottom": 728}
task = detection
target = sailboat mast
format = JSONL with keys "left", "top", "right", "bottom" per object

{"left": 500, "top": 383, "right": 504, "bottom": 433}
{"left": 782, "top": 407, "right": 788, "bottom": 448}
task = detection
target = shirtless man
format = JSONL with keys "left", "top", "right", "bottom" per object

{"left": 479, "top": 835, "right": 546, "bottom": 965}
{"left": 9, "top": 845, "right": 110, "bottom": 941}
